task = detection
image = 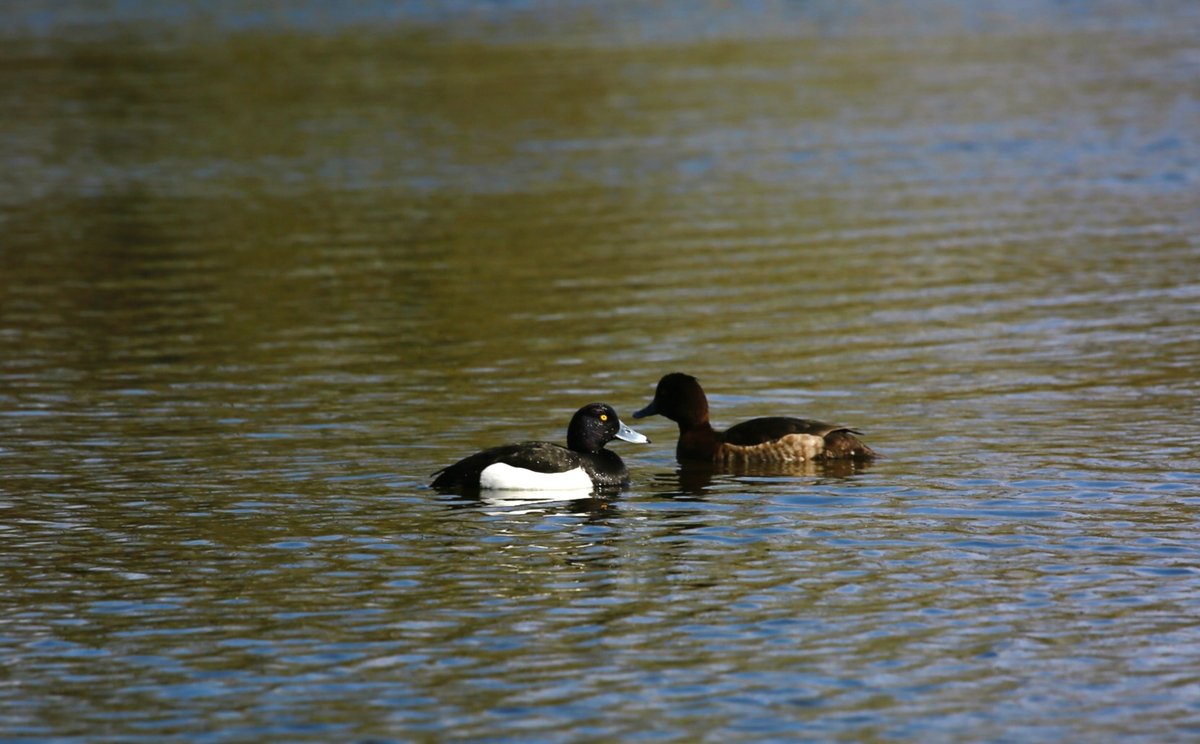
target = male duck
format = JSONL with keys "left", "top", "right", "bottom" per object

{"left": 431, "top": 402, "right": 650, "bottom": 492}
{"left": 634, "top": 373, "right": 877, "bottom": 465}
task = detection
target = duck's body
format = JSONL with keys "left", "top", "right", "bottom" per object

{"left": 635, "top": 373, "right": 876, "bottom": 464}
{"left": 431, "top": 403, "right": 649, "bottom": 492}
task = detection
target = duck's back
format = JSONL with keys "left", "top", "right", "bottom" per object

{"left": 723, "top": 416, "right": 846, "bottom": 445}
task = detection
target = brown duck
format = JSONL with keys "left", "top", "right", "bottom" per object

{"left": 634, "top": 373, "right": 877, "bottom": 465}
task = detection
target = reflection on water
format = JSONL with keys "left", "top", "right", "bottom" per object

{"left": 653, "top": 460, "right": 877, "bottom": 497}
{"left": 2, "top": 1, "right": 1199, "bottom": 741}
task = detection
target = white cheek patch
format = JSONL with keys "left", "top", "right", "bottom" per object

{"left": 478, "top": 463, "right": 593, "bottom": 492}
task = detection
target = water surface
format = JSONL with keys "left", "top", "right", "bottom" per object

{"left": 2, "top": 1, "right": 1199, "bottom": 740}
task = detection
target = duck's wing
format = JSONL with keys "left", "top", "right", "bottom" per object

{"left": 492, "top": 441, "right": 581, "bottom": 473}
{"left": 722, "top": 416, "right": 854, "bottom": 446}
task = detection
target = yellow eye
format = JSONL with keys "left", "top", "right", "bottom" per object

{"left": 599, "top": 414, "right": 608, "bottom": 421}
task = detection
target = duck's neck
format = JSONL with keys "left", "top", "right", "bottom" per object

{"left": 567, "top": 435, "right": 601, "bottom": 454}
{"left": 676, "top": 420, "right": 722, "bottom": 460}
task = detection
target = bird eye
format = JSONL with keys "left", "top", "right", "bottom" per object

{"left": 599, "top": 414, "right": 608, "bottom": 421}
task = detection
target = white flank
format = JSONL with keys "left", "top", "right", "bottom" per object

{"left": 478, "top": 462, "right": 593, "bottom": 492}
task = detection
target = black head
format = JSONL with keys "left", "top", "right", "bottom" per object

{"left": 566, "top": 402, "right": 650, "bottom": 453}
{"left": 633, "top": 373, "right": 710, "bottom": 427}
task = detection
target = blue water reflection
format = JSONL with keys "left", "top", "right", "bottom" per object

{"left": 3, "top": 0, "right": 1200, "bottom": 741}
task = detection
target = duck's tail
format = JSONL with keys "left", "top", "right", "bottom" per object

{"left": 823, "top": 429, "right": 879, "bottom": 460}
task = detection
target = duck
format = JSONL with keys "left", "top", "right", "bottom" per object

{"left": 633, "top": 373, "right": 877, "bottom": 465}
{"left": 431, "top": 402, "right": 650, "bottom": 492}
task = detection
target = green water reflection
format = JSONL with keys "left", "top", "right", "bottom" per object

{"left": 2, "top": 2, "right": 1199, "bottom": 740}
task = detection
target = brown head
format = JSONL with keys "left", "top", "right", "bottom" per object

{"left": 633, "top": 373, "right": 711, "bottom": 429}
